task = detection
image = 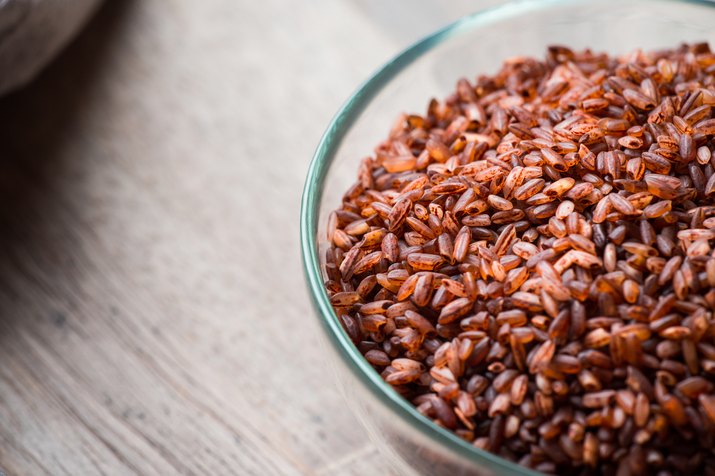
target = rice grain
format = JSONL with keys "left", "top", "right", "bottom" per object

{"left": 323, "top": 44, "right": 715, "bottom": 475}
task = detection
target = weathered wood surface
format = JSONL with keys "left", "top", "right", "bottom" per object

{"left": 0, "top": 1, "right": 495, "bottom": 474}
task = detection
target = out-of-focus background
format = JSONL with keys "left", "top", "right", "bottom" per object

{"left": 0, "top": 1, "right": 502, "bottom": 474}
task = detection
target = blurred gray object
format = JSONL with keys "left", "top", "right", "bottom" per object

{"left": 0, "top": 0, "right": 101, "bottom": 95}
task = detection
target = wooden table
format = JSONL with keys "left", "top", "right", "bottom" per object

{"left": 0, "top": 1, "right": 499, "bottom": 474}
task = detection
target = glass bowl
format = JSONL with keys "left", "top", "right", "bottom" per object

{"left": 300, "top": 0, "right": 715, "bottom": 474}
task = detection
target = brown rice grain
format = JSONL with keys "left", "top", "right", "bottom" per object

{"left": 323, "top": 44, "right": 715, "bottom": 475}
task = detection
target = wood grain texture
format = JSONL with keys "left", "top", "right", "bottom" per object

{"left": 0, "top": 1, "right": 499, "bottom": 474}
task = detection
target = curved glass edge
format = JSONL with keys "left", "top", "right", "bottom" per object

{"left": 300, "top": 0, "right": 715, "bottom": 473}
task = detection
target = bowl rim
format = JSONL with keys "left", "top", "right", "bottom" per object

{"left": 300, "top": 0, "right": 715, "bottom": 473}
